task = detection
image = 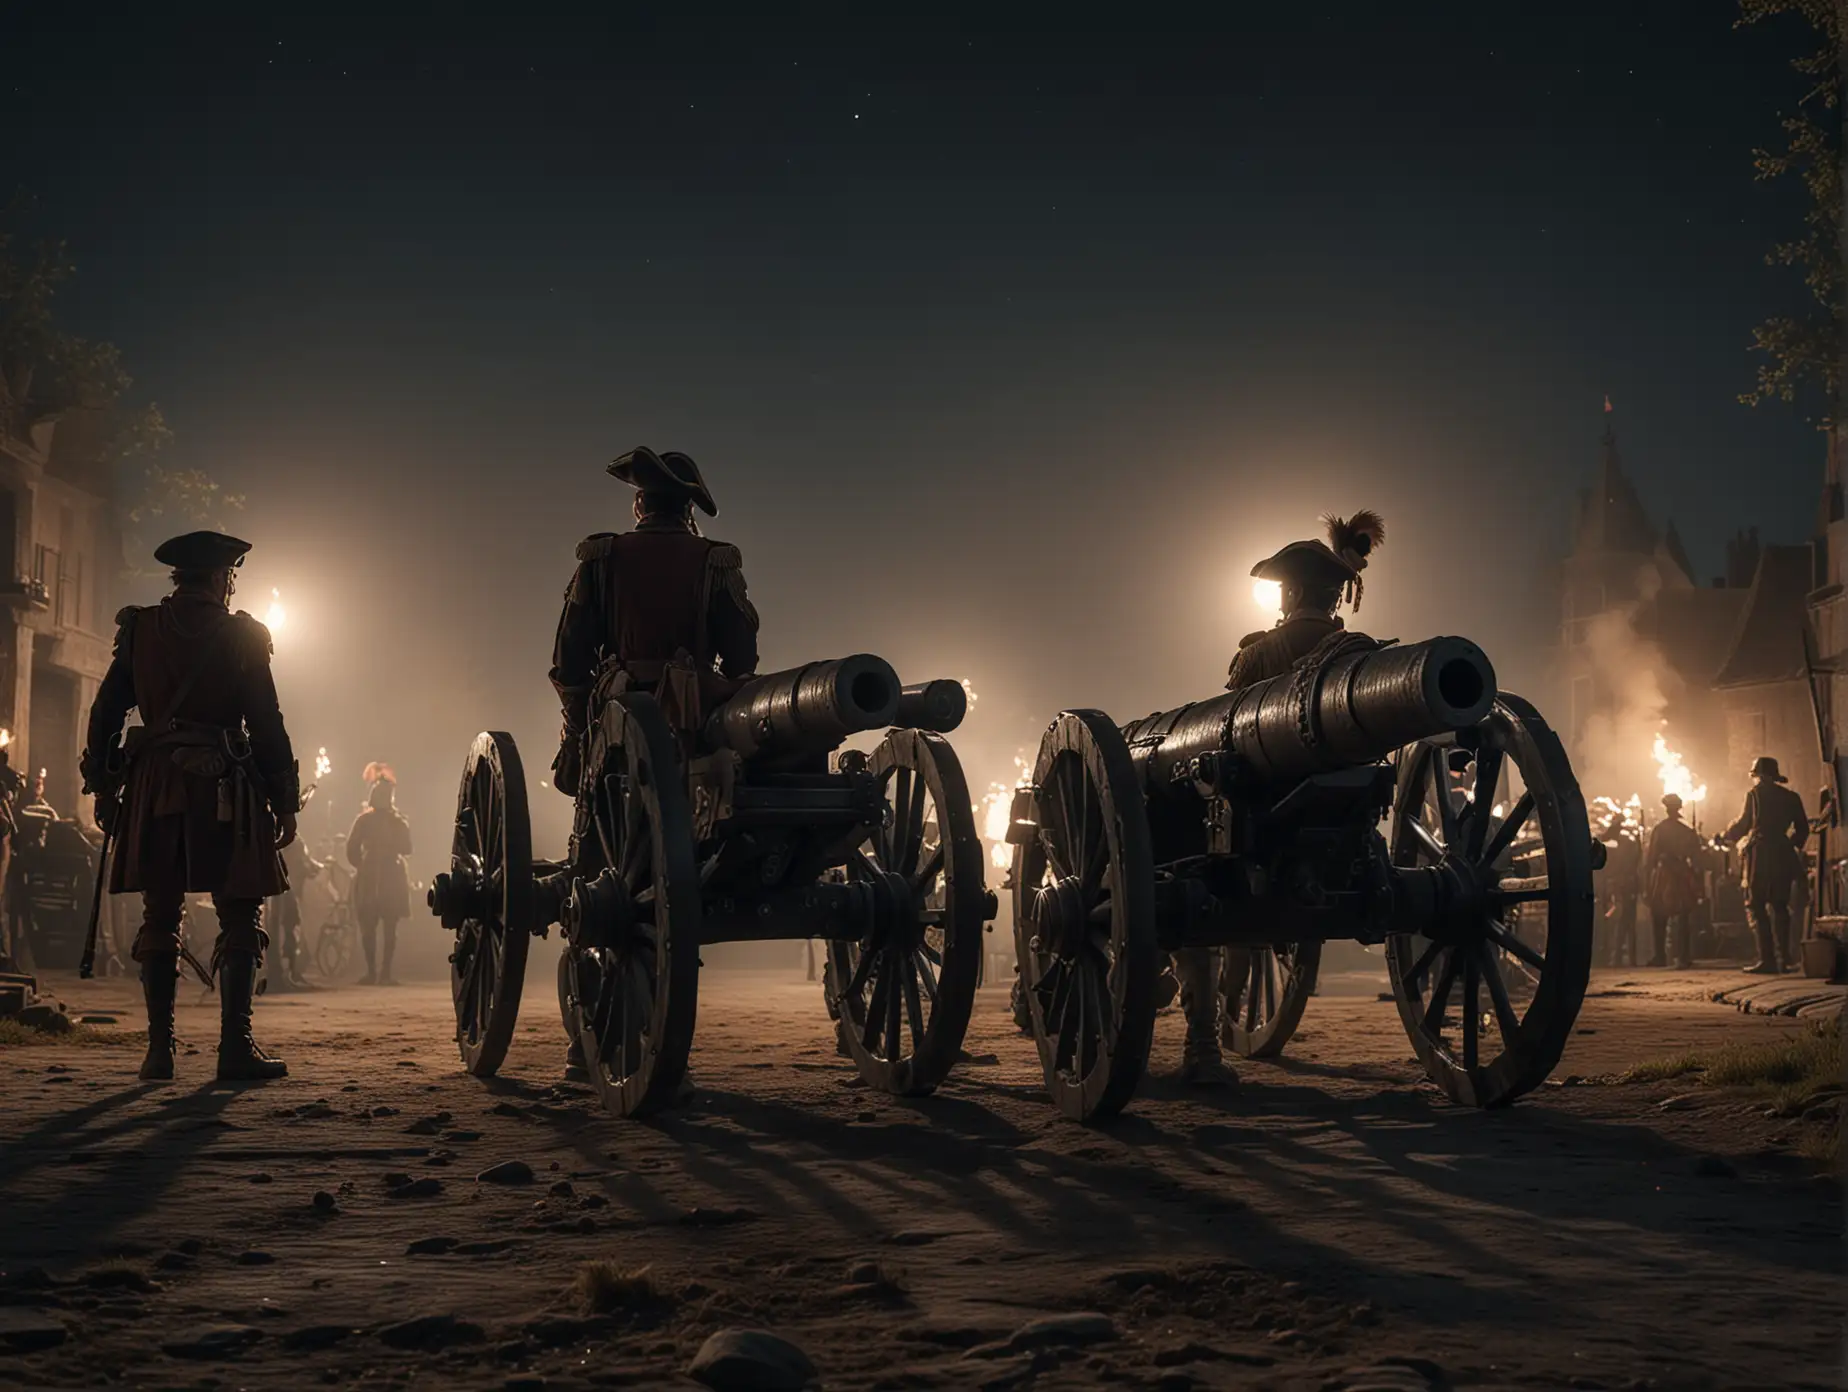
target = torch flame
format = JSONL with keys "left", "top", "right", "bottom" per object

{"left": 314, "top": 747, "right": 332, "bottom": 781}
{"left": 0, "top": 728, "right": 11, "bottom": 749}
{"left": 264, "top": 588, "right": 287, "bottom": 633}
{"left": 1652, "top": 732, "right": 1706, "bottom": 805}
{"left": 976, "top": 754, "right": 1032, "bottom": 871}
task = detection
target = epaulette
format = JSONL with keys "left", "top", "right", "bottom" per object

{"left": 230, "top": 610, "right": 276, "bottom": 657}
{"left": 705, "top": 542, "right": 758, "bottom": 630}
{"left": 1236, "top": 629, "right": 1268, "bottom": 650}
{"left": 111, "top": 605, "right": 143, "bottom": 656}
{"left": 114, "top": 605, "right": 144, "bottom": 629}
{"left": 576, "top": 533, "right": 619, "bottom": 562}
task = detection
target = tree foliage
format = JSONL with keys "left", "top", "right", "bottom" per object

{"left": 1736, "top": 0, "right": 1844, "bottom": 428}
{"left": 0, "top": 192, "right": 169, "bottom": 460}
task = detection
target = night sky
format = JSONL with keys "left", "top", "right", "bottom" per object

{"left": 2, "top": 2, "right": 1828, "bottom": 868}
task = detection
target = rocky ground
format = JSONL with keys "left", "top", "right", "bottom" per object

{"left": 0, "top": 960, "right": 1841, "bottom": 1391}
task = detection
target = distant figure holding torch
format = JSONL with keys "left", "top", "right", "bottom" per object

{"left": 348, "top": 763, "right": 412, "bottom": 985}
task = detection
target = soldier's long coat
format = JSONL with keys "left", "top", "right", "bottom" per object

{"left": 85, "top": 594, "right": 298, "bottom": 898}
{"left": 1225, "top": 611, "right": 1346, "bottom": 692}
{"left": 347, "top": 806, "right": 413, "bottom": 922}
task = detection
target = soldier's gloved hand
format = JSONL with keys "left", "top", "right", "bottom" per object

{"left": 275, "top": 812, "right": 299, "bottom": 850}
{"left": 552, "top": 734, "right": 582, "bottom": 799}
{"left": 93, "top": 796, "right": 113, "bottom": 830}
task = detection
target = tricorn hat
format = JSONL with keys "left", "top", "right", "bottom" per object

{"left": 1750, "top": 756, "right": 1787, "bottom": 783}
{"left": 153, "top": 531, "right": 252, "bottom": 570}
{"left": 1251, "top": 539, "right": 1359, "bottom": 596}
{"left": 607, "top": 446, "right": 717, "bottom": 517}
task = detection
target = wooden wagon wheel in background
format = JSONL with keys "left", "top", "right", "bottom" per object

{"left": 827, "top": 729, "right": 986, "bottom": 1096}
{"left": 1012, "top": 709, "right": 1161, "bottom": 1123}
{"left": 434, "top": 731, "right": 535, "bottom": 1078}
{"left": 558, "top": 692, "right": 702, "bottom": 1119}
{"left": 1220, "top": 941, "right": 1322, "bottom": 1059}
{"left": 1386, "top": 694, "right": 1594, "bottom": 1107}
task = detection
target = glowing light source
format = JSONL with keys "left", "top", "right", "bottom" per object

{"left": 976, "top": 754, "right": 1032, "bottom": 871}
{"left": 264, "top": 588, "right": 287, "bottom": 633}
{"left": 314, "top": 748, "right": 332, "bottom": 782}
{"left": 0, "top": 728, "right": 11, "bottom": 749}
{"left": 961, "top": 678, "right": 978, "bottom": 707}
{"left": 1652, "top": 732, "right": 1706, "bottom": 804}
{"left": 1252, "top": 578, "right": 1282, "bottom": 614}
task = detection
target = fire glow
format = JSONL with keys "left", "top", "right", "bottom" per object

{"left": 1652, "top": 732, "right": 1706, "bottom": 805}
{"left": 976, "top": 754, "right": 1031, "bottom": 871}
{"left": 314, "top": 748, "right": 332, "bottom": 782}
{"left": 264, "top": 588, "right": 287, "bottom": 633}
{"left": 1253, "top": 578, "right": 1282, "bottom": 614}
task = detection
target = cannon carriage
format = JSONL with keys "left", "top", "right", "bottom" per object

{"left": 1005, "top": 635, "right": 1597, "bottom": 1121}
{"left": 430, "top": 656, "right": 994, "bottom": 1117}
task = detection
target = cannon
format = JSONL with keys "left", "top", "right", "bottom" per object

{"left": 431, "top": 653, "right": 994, "bottom": 1117}
{"left": 1005, "top": 635, "right": 1595, "bottom": 1121}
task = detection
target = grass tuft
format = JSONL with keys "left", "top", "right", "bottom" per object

{"left": 1627, "top": 1018, "right": 1842, "bottom": 1169}
{"left": 571, "top": 1261, "right": 664, "bottom": 1315}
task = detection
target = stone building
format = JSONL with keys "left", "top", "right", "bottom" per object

{"left": 0, "top": 369, "right": 119, "bottom": 820}
{"left": 1559, "top": 405, "right": 1817, "bottom": 822}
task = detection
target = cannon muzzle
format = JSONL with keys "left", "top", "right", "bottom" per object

{"left": 894, "top": 680, "right": 968, "bottom": 734}
{"left": 706, "top": 654, "right": 902, "bottom": 763}
{"left": 1123, "top": 636, "right": 1497, "bottom": 795}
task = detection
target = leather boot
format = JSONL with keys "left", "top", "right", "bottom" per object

{"left": 217, "top": 951, "right": 289, "bottom": 1080}
{"left": 358, "top": 924, "right": 378, "bottom": 986}
{"left": 138, "top": 954, "right": 178, "bottom": 1081}
{"left": 1744, "top": 915, "right": 1781, "bottom": 975}
{"left": 1672, "top": 918, "right": 1693, "bottom": 970}
{"left": 379, "top": 922, "right": 398, "bottom": 986}
{"left": 1175, "top": 947, "right": 1238, "bottom": 1087}
{"left": 564, "top": 1036, "right": 589, "bottom": 1082}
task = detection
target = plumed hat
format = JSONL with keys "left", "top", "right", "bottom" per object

{"left": 607, "top": 446, "right": 717, "bottom": 517}
{"left": 1250, "top": 539, "right": 1358, "bottom": 595}
{"left": 1321, "top": 510, "right": 1386, "bottom": 612}
{"left": 153, "top": 531, "right": 252, "bottom": 570}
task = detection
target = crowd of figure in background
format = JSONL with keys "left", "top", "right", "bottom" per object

{"left": 1593, "top": 755, "right": 1825, "bottom": 977}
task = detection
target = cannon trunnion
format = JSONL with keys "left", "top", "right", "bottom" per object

{"left": 1008, "top": 637, "right": 1594, "bottom": 1123}
{"left": 435, "top": 653, "right": 994, "bottom": 1118}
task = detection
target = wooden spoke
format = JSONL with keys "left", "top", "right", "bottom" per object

{"left": 1388, "top": 697, "right": 1593, "bottom": 1108}
{"left": 1478, "top": 942, "right": 1522, "bottom": 1045}
{"left": 1481, "top": 791, "right": 1535, "bottom": 867}
{"left": 1465, "top": 745, "right": 1504, "bottom": 860}
{"left": 446, "top": 732, "right": 534, "bottom": 1078}
{"left": 1409, "top": 818, "right": 1447, "bottom": 863}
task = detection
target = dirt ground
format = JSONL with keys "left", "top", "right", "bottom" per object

{"left": 1, "top": 959, "right": 1841, "bottom": 1392}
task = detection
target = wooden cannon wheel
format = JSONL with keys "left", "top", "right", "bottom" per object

{"left": 445, "top": 731, "right": 536, "bottom": 1077}
{"left": 1386, "top": 693, "right": 1595, "bottom": 1107}
{"left": 1012, "top": 710, "right": 1161, "bottom": 1123}
{"left": 559, "top": 692, "right": 702, "bottom": 1119}
{"left": 1220, "top": 941, "right": 1322, "bottom": 1059}
{"left": 826, "top": 729, "right": 986, "bottom": 1096}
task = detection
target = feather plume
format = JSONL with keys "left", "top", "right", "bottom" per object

{"left": 1320, "top": 510, "right": 1386, "bottom": 612}
{"left": 363, "top": 761, "right": 396, "bottom": 786}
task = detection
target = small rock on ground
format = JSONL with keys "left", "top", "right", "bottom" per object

{"left": 687, "top": 1327, "right": 818, "bottom": 1391}
{"left": 1006, "top": 1312, "right": 1116, "bottom": 1352}
{"left": 477, "top": 1160, "right": 536, "bottom": 1185}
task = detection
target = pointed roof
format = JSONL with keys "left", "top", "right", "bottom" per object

{"left": 1712, "top": 544, "right": 1816, "bottom": 688}
{"left": 1572, "top": 400, "right": 1656, "bottom": 557}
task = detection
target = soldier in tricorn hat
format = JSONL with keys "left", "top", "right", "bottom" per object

{"left": 1718, "top": 756, "right": 1809, "bottom": 974}
{"left": 1643, "top": 792, "right": 1704, "bottom": 969}
{"left": 81, "top": 531, "right": 301, "bottom": 1081}
{"left": 548, "top": 448, "right": 760, "bottom": 1080}
{"left": 1197, "top": 513, "right": 1385, "bottom": 1087}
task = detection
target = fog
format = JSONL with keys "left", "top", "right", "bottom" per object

{"left": 25, "top": 5, "right": 1829, "bottom": 976}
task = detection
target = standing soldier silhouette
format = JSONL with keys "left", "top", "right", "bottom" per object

{"left": 1718, "top": 756, "right": 1809, "bottom": 975}
{"left": 81, "top": 531, "right": 300, "bottom": 1081}
{"left": 1644, "top": 793, "right": 1704, "bottom": 968}
{"left": 548, "top": 447, "right": 759, "bottom": 1078}
{"left": 348, "top": 765, "right": 412, "bottom": 985}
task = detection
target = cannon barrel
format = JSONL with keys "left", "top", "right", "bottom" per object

{"left": 894, "top": 680, "right": 968, "bottom": 734}
{"left": 706, "top": 654, "right": 902, "bottom": 763}
{"left": 1122, "top": 636, "right": 1497, "bottom": 795}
